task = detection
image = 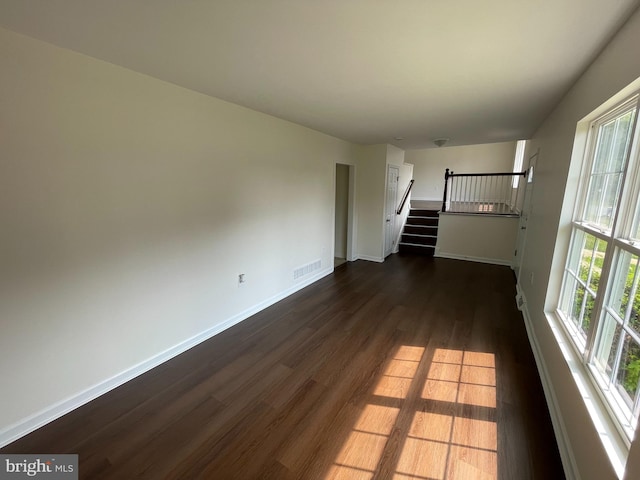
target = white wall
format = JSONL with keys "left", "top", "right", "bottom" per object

{"left": 436, "top": 214, "right": 518, "bottom": 265}
{"left": 0, "top": 28, "right": 360, "bottom": 443}
{"left": 350, "top": 144, "right": 413, "bottom": 261}
{"left": 355, "top": 144, "right": 387, "bottom": 262}
{"left": 386, "top": 144, "right": 406, "bottom": 168}
{"left": 517, "top": 8, "right": 640, "bottom": 480}
{"left": 405, "top": 141, "right": 517, "bottom": 201}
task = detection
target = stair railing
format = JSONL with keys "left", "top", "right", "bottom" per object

{"left": 442, "top": 169, "right": 527, "bottom": 214}
{"left": 396, "top": 179, "right": 414, "bottom": 215}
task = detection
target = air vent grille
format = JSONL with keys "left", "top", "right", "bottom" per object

{"left": 294, "top": 260, "right": 321, "bottom": 280}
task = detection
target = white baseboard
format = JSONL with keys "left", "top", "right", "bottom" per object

{"left": 516, "top": 284, "right": 580, "bottom": 480}
{"left": 356, "top": 254, "right": 384, "bottom": 263}
{"left": 435, "top": 251, "right": 513, "bottom": 267}
{"left": 0, "top": 266, "right": 333, "bottom": 448}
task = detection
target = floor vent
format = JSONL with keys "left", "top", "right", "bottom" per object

{"left": 294, "top": 260, "right": 321, "bottom": 280}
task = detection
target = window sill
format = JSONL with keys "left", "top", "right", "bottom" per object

{"left": 545, "top": 310, "right": 629, "bottom": 478}
{"left": 556, "top": 311, "right": 637, "bottom": 440}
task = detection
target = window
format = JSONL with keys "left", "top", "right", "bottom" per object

{"left": 558, "top": 94, "right": 640, "bottom": 438}
{"left": 512, "top": 140, "right": 526, "bottom": 188}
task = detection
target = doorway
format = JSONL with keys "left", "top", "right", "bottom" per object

{"left": 334, "top": 164, "right": 354, "bottom": 267}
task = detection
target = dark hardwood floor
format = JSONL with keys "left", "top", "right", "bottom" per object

{"left": 2, "top": 256, "right": 565, "bottom": 479}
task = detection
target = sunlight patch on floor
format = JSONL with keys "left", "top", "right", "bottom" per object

{"left": 373, "top": 347, "right": 424, "bottom": 399}
{"left": 327, "top": 346, "right": 498, "bottom": 480}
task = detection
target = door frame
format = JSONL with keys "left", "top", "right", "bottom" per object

{"left": 384, "top": 165, "right": 400, "bottom": 258}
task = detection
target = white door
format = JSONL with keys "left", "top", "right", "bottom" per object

{"left": 384, "top": 165, "right": 399, "bottom": 258}
{"left": 514, "top": 151, "right": 538, "bottom": 282}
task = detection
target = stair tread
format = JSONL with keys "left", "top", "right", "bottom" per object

{"left": 409, "top": 209, "right": 439, "bottom": 214}
{"left": 402, "top": 208, "right": 438, "bottom": 255}
{"left": 399, "top": 242, "right": 436, "bottom": 256}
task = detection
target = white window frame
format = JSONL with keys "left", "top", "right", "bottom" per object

{"left": 512, "top": 140, "right": 527, "bottom": 188}
{"left": 556, "top": 92, "right": 640, "bottom": 443}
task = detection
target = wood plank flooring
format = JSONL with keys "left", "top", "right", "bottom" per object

{"left": 1, "top": 256, "right": 565, "bottom": 479}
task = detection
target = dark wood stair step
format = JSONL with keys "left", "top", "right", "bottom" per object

{"left": 398, "top": 243, "right": 435, "bottom": 256}
{"left": 406, "top": 216, "right": 438, "bottom": 227}
{"left": 409, "top": 209, "right": 439, "bottom": 217}
{"left": 403, "top": 225, "right": 438, "bottom": 235}
{"left": 401, "top": 234, "right": 437, "bottom": 246}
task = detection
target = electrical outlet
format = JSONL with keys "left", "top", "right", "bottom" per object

{"left": 238, "top": 273, "right": 246, "bottom": 287}
{"left": 516, "top": 293, "right": 525, "bottom": 310}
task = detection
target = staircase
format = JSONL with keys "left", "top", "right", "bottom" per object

{"left": 399, "top": 208, "right": 439, "bottom": 256}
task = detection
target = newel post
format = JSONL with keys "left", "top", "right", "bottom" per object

{"left": 442, "top": 168, "right": 451, "bottom": 212}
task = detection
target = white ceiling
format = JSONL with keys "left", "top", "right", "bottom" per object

{"left": 1, "top": 0, "right": 639, "bottom": 149}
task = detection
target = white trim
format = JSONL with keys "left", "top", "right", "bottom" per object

{"left": 0, "top": 266, "right": 333, "bottom": 448}
{"left": 384, "top": 164, "right": 400, "bottom": 258}
{"left": 347, "top": 164, "right": 357, "bottom": 262}
{"left": 519, "top": 284, "right": 630, "bottom": 479}
{"left": 516, "top": 284, "right": 581, "bottom": 480}
{"left": 356, "top": 254, "right": 384, "bottom": 263}
{"left": 434, "top": 251, "right": 512, "bottom": 267}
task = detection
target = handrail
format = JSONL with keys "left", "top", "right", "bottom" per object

{"left": 442, "top": 168, "right": 528, "bottom": 214}
{"left": 446, "top": 170, "right": 528, "bottom": 178}
{"left": 396, "top": 179, "right": 414, "bottom": 215}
